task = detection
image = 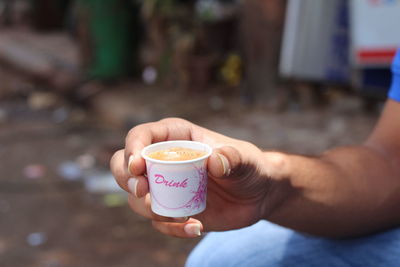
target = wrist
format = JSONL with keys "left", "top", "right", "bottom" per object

{"left": 259, "top": 151, "right": 295, "bottom": 220}
{"left": 262, "top": 151, "right": 291, "bottom": 180}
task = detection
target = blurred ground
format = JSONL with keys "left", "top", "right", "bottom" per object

{"left": 0, "top": 62, "right": 380, "bottom": 267}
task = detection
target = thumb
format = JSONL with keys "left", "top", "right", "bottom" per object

{"left": 208, "top": 145, "right": 242, "bottom": 178}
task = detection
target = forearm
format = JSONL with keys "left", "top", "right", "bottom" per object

{"left": 262, "top": 145, "right": 400, "bottom": 238}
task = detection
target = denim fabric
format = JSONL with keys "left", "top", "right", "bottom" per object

{"left": 389, "top": 49, "right": 400, "bottom": 102}
{"left": 186, "top": 220, "right": 400, "bottom": 267}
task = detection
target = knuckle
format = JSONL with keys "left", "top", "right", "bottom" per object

{"left": 125, "top": 124, "right": 147, "bottom": 143}
{"left": 159, "top": 117, "right": 188, "bottom": 125}
{"left": 110, "top": 150, "right": 118, "bottom": 160}
{"left": 115, "top": 178, "right": 128, "bottom": 192}
{"left": 128, "top": 195, "right": 145, "bottom": 213}
{"left": 113, "top": 168, "right": 125, "bottom": 180}
{"left": 152, "top": 221, "right": 176, "bottom": 237}
{"left": 151, "top": 221, "right": 164, "bottom": 233}
{"left": 222, "top": 145, "right": 242, "bottom": 166}
{"left": 125, "top": 127, "right": 137, "bottom": 145}
{"left": 125, "top": 121, "right": 158, "bottom": 148}
{"left": 110, "top": 150, "right": 123, "bottom": 175}
{"left": 269, "top": 153, "right": 287, "bottom": 170}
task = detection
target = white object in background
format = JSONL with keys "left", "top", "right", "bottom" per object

{"left": 350, "top": 0, "right": 400, "bottom": 67}
{"left": 280, "top": 0, "right": 350, "bottom": 83}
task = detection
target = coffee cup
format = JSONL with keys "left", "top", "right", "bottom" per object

{"left": 141, "top": 140, "right": 212, "bottom": 217}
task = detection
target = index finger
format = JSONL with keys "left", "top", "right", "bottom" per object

{"left": 124, "top": 118, "right": 193, "bottom": 176}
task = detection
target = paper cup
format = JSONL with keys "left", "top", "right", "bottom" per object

{"left": 141, "top": 141, "right": 212, "bottom": 217}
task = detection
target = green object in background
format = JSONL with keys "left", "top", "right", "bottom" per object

{"left": 103, "top": 193, "right": 127, "bottom": 207}
{"left": 77, "top": 0, "right": 141, "bottom": 80}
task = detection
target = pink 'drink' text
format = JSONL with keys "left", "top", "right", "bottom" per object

{"left": 154, "top": 174, "right": 188, "bottom": 188}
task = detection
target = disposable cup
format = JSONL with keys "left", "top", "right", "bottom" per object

{"left": 141, "top": 140, "right": 212, "bottom": 217}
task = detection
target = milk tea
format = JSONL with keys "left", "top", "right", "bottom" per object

{"left": 148, "top": 147, "right": 206, "bottom": 161}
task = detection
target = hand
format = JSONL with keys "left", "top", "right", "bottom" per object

{"left": 110, "top": 118, "right": 284, "bottom": 238}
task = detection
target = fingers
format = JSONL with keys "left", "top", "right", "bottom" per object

{"left": 127, "top": 192, "right": 201, "bottom": 239}
{"left": 208, "top": 145, "right": 242, "bottom": 179}
{"left": 130, "top": 193, "right": 203, "bottom": 238}
{"left": 126, "top": 176, "right": 149, "bottom": 198}
{"left": 128, "top": 192, "right": 203, "bottom": 238}
{"left": 114, "top": 118, "right": 248, "bottom": 239}
{"left": 124, "top": 118, "right": 193, "bottom": 176}
{"left": 110, "top": 149, "right": 130, "bottom": 191}
{"left": 152, "top": 218, "right": 204, "bottom": 238}
{"left": 127, "top": 193, "right": 188, "bottom": 223}
{"left": 110, "top": 149, "right": 149, "bottom": 198}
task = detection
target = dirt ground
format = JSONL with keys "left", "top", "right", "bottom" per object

{"left": 0, "top": 63, "right": 380, "bottom": 267}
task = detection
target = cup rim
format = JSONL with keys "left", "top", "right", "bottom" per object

{"left": 141, "top": 140, "right": 212, "bottom": 164}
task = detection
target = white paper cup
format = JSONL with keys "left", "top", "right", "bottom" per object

{"left": 141, "top": 141, "right": 212, "bottom": 217}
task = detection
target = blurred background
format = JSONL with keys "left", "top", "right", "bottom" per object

{"left": 0, "top": 0, "right": 399, "bottom": 266}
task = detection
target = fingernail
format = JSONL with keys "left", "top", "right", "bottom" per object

{"left": 217, "top": 153, "right": 231, "bottom": 176}
{"left": 184, "top": 223, "right": 201, "bottom": 237}
{"left": 128, "top": 155, "right": 134, "bottom": 175}
{"left": 128, "top": 178, "right": 138, "bottom": 198}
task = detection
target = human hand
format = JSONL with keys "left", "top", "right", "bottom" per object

{"left": 110, "top": 118, "right": 283, "bottom": 238}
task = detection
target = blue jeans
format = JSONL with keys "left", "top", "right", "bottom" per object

{"left": 186, "top": 220, "right": 400, "bottom": 267}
